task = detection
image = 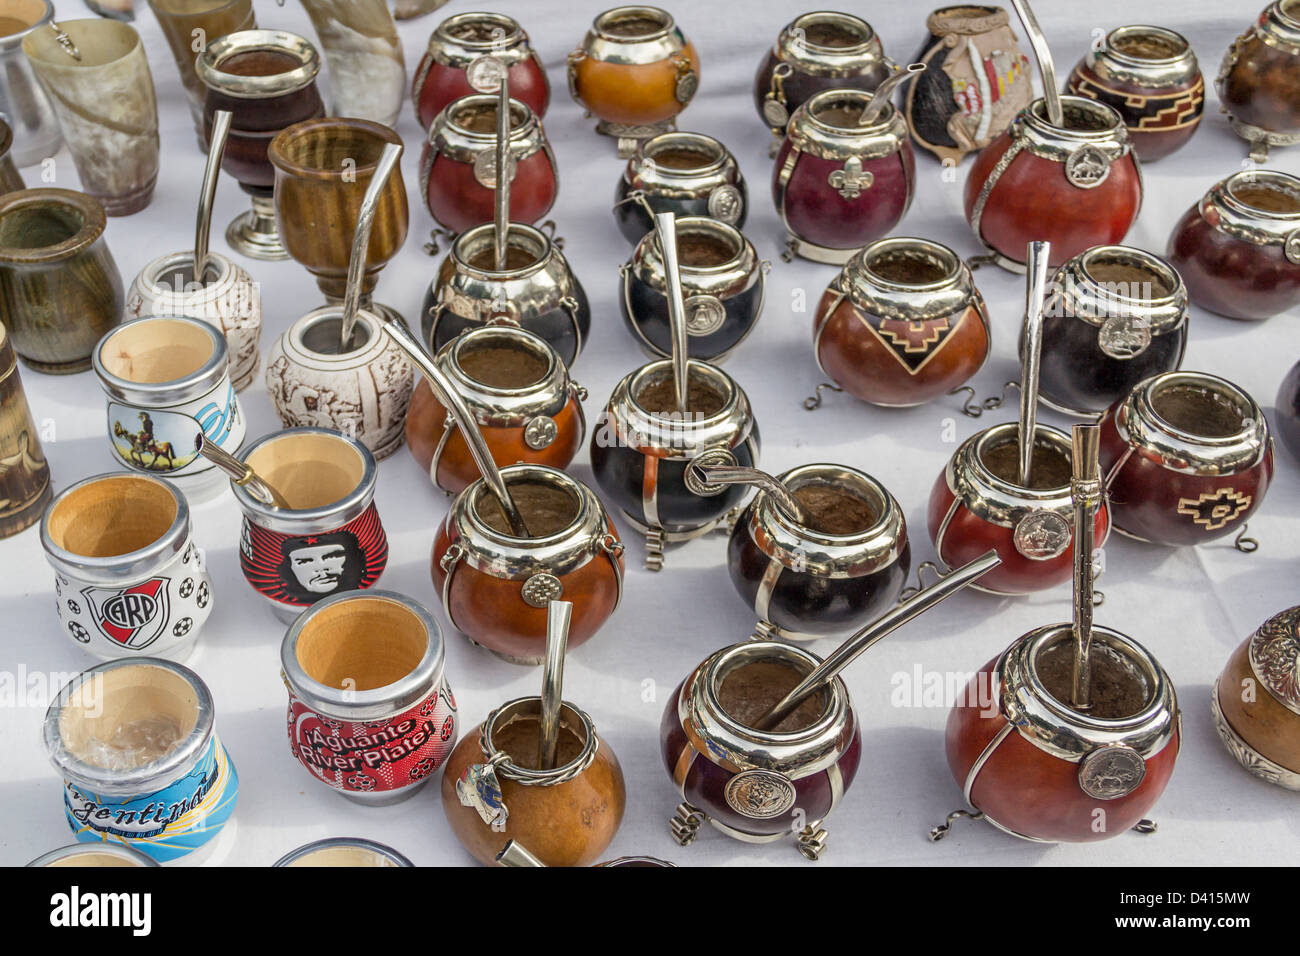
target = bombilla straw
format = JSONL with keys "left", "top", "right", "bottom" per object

{"left": 655, "top": 211, "right": 691, "bottom": 416}
{"left": 859, "top": 62, "right": 926, "bottom": 126}
{"left": 753, "top": 550, "right": 1002, "bottom": 732}
{"left": 340, "top": 141, "right": 403, "bottom": 352}
{"left": 197, "top": 434, "right": 290, "bottom": 508}
{"left": 493, "top": 76, "right": 511, "bottom": 272}
{"left": 685, "top": 461, "right": 807, "bottom": 525}
{"left": 195, "top": 110, "right": 233, "bottom": 284}
{"left": 379, "top": 317, "right": 531, "bottom": 537}
{"left": 496, "top": 841, "right": 546, "bottom": 867}
{"left": 538, "top": 599, "right": 572, "bottom": 771}
{"left": 1010, "top": 0, "right": 1064, "bottom": 128}
{"left": 1070, "top": 424, "right": 1102, "bottom": 709}
{"left": 1017, "top": 240, "right": 1051, "bottom": 487}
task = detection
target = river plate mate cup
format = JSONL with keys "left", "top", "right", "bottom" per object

{"left": 43, "top": 658, "right": 239, "bottom": 863}
{"left": 753, "top": 12, "right": 891, "bottom": 147}
{"left": 902, "top": 5, "right": 1033, "bottom": 165}
{"left": 423, "top": 221, "right": 590, "bottom": 369}
{"left": 590, "top": 359, "right": 759, "bottom": 570}
{"left": 442, "top": 696, "right": 626, "bottom": 866}
{"left": 281, "top": 591, "right": 458, "bottom": 805}
{"left": 231, "top": 428, "right": 387, "bottom": 622}
{"left": 941, "top": 624, "right": 1180, "bottom": 843}
{"left": 1066, "top": 25, "right": 1203, "bottom": 163}
{"left": 41, "top": 473, "right": 212, "bottom": 661}
{"left": 421, "top": 93, "right": 557, "bottom": 237}
{"left": 613, "top": 131, "right": 747, "bottom": 244}
{"left": 963, "top": 96, "right": 1141, "bottom": 271}
{"left": 1166, "top": 169, "right": 1300, "bottom": 322}
{"left": 126, "top": 248, "right": 262, "bottom": 393}
{"left": 413, "top": 11, "right": 549, "bottom": 129}
{"left": 662, "top": 640, "right": 859, "bottom": 860}
{"left": 567, "top": 5, "right": 700, "bottom": 157}
{"left": 1212, "top": 605, "right": 1300, "bottom": 791}
{"left": 274, "top": 837, "right": 413, "bottom": 867}
{"left": 406, "top": 326, "right": 586, "bottom": 496}
{"left": 929, "top": 423, "right": 1110, "bottom": 595}
{"left": 813, "top": 237, "right": 990, "bottom": 407}
{"left": 432, "top": 464, "right": 625, "bottom": 664}
{"left": 726, "top": 464, "right": 909, "bottom": 642}
{"left": 196, "top": 29, "right": 325, "bottom": 261}
{"left": 620, "top": 216, "right": 768, "bottom": 363}
{"left": 93, "top": 316, "right": 245, "bottom": 503}
{"left": 774, "top": 88, "right": 915, "bottom": 265}
{"left": 1034, "top": 245, "right": 1188, "bottom": 418}
{"left": 1218, "top": 1, "right": 1300, "bottom": 162}
{"left": 1098, "top": 371, "right": 1273, "bottom": 548}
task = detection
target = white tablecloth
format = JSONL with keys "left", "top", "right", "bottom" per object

{"left": 2, "top": 0, "right": 1298, "bottom": 867}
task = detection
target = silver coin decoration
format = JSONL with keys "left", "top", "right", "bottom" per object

{"left": 1098, "top": 314, "right": 1152, "bottom": 359}
{"left": 707, "top": 184, "right": 743, "bottom": 224}
{"left": 762, "top": 98, "right": 789, "bottom": 128}
{"left": 1065, "top": 146, "right": 1111, "bottom": 189}
{"left": 676, "top": 70, "right": 698, "bottom": 104}
{"left": 1013, "top": 510, "right": 1072, "bottom": 560}
{"left": 685, "top": 295, "right": 727, "bottom": 336}
{"left": 467, "top": 55, "right": 508, "bottom": 93}
{"left": 1078, "top": 745, "right": 1147, "bottom": 800}
{"left": 1285, "top": 228, "right": 1300, "bottom": 266}
{"left": 724, "top": 769, "right": 797, "bottom": 819}
{"left": 473, "top": 149, "right": 518, "bottom": 189}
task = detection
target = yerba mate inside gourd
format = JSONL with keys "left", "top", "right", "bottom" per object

{"left": 1111, "top": 30, "right": 1186, "bottom": 60}
{"left": 1228, "top": 180, "right": 1300, "bottom": 215}
{"left": 980, "top": 435, "right": 1072, "bottom": 489}
{"left": 1151, "top": 382, "right": 1247, "bottom": 438}
{"left": 718, "top": 658, "right": 829, "bottom": 733}
{"left": 634, "top": 368, "right": 728, "bottom": 415}
{"left": 474, "top": 479, "right": 581, "bottom": 537}
{"left": 492, "top": 711, "right": 586, "bottom": 770}
{"left": 790, "top": 481, "right": 878, "bottom": 535}
{"left": 455, "top": 338, "right": 549, "bottom": 389}
{"left": 218, "top": 48, "right": 304, "bottom": 77}
{"left": 1036, "top": 639, "right": 1153, "bottom": 720}
{"left": 452, "top": 101, "right": 527, "bottom": 134}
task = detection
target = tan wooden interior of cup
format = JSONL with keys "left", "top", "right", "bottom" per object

{"left": 244, "top": 433, "right": 363, "bottom": 510}
{"left": 100, "top": 319, "right": 214, "bottom": 384}
{"left": 295, "top": 598, "right": 426, "bottom": 691}
{"left": 59, "top": 665, "right": 200, "bottom": 767}
{"left": 0, "top": 0, "right": 48, "bottom": 32}
{"left": 47, "top": 476, "right": 176, "bottom": 557}
{"left": 449, "top": 100, "right": 527, "bottom": 135}
{"left": 284, "top": 847, "right": 398, "bottom": 867}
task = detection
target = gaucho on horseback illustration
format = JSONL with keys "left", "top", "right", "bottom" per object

{"left": 113, "top": 411, "right": 179, "bottom": 470}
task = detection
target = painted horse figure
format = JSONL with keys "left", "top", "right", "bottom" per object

{"left": 113, "top": 416, "right": 178, "bottom": 470}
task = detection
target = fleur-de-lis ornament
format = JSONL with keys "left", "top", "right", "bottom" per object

{"left": 828, "top": 156, "right": 872, "bottom": 199}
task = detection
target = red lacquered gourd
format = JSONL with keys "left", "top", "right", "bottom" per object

{"left": 413, "top": 12, "right": 549, "bottom": 130}
{"left": 928, "top": 423, "right": 1109, "bottom": 595}
{"left": 963, "top": 96, "right": 1141, "bottom": 271}
{"left": 421, "top": 94, "right": 557, "bottom": 235}
{"left": 774, "top": 88, "right": 914, "bottom": 265}
{"left": 1098, "top": 371, "right": 1273, "bottom": 547}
